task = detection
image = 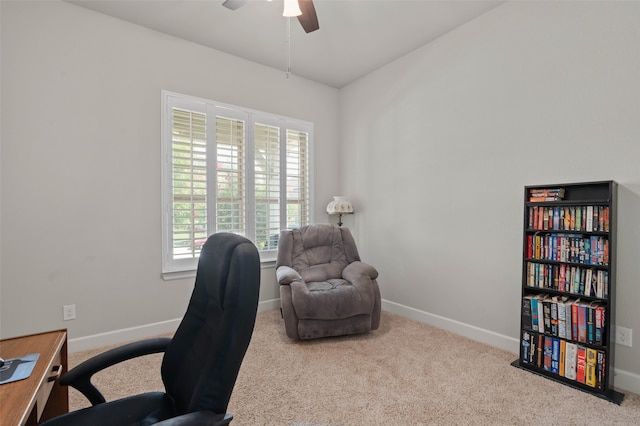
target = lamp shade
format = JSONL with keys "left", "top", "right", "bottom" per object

{"left": 326, "top": 196, "right": 353, "bottom": 214}
{"left": 283, "top": 0, "right": 302, "bottom": 17}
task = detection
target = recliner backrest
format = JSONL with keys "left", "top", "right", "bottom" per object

{"left": 160, "top": 233, "right": 260, "bottom": 416}
{"left": 277, "top": 225, "right": 361, "bottom": 282}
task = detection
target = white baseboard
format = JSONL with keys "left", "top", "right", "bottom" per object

{"left": 258, "top": 297, "right": 281, "bottom": 312}
{"left": 613, "top": 367, "right": 640, "bottom": 396}
{"left": 68, "top": 318, "right": 181, "bottom": 353}
{"left": 382, "top": 299, "right": 640, "bottom": 396}
{"left": 381, "top": 299, "right": 520, "bottom": 354}
{"left": 68, "top": 299, "right": 280, "bottom": 353}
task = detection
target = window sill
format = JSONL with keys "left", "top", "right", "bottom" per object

{"left": 162, "top": 259, "right": 277, "bottom": 281}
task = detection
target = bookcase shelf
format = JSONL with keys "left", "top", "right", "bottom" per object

{"left": 512, "top": 181, "right": 624, "bottom": 404}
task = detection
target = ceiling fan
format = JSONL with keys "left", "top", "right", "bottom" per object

{"left": 222, "top": 0, "right": 320, "bottom": 33}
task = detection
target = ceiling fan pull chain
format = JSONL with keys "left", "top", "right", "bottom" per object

{"left": 286, "top": 17, "right": 292, "bottom": 79}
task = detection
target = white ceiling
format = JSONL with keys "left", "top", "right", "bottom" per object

{"left": 68, "top": 0, "right": 503, "bottom": 88}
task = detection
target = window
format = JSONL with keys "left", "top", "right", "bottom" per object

{"left": 161, "top": 91, "right": 313, "bottom": 276}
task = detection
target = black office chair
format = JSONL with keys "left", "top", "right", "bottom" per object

{"left": 42, "top": 232, "right": 261, "bottom": 426}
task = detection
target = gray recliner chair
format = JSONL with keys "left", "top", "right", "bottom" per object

{"left": 276, "top": 224, "right": 381, "bottom": 340}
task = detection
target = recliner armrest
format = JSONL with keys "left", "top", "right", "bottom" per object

{"left": 276, "top": 265, "right": 303, "bottom": 285}
{"left": 60, "top": 337, "right": 172, "bottom": 405}
{"left": 343, "top": 261, "right": 378, "bottom": 281}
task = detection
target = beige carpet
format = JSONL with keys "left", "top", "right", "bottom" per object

{"left": 69, "top": 310, "right": 640, "bottom": 425}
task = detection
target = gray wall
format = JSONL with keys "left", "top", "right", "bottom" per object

{"left": 0, "top": 0, "right": 339, "bottom": 341}
{"left": 339, "top": 1, "right": 640, "bottom": 392}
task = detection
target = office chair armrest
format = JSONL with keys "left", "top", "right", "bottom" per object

{"left": 60, "top": 337, "right": 172, "bottom": 405}
{"left": 154, "top": 411, "right": 233, "bottom": 425}
{"left": 343, "top": 261, "right": 378, "bottom": 281}
{"left": 276, "top": 265, "right": 302, "bottom": 285}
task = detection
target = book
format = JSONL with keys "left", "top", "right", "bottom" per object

{"left": 585, "top": 347, "right": 598, "bottom": 387}
{"left": 587, "top": 302, "right": 596, "bottom": 344}
{"left": 522, "top": 296, "right": 533, "bottom": 331}
{"left": 589, "top": 268, "right": 598, "bottom": 297}
{"left": 550, "top": 299, "right": 558, "bottom": 336}
{"left": 577, "top": 302, "right": 588, "bottom": 343}
{"left": 571, "top": 299, "right": 580, "bottom": 341}
{"left": 543, "top": 208, "right": 549, "bottom": 230}
{"left": 597, "top": 351, "right": 606, "bottom": 389}
{"left": 543, "top": 336, "right": 553, "bottom": 372}
{"left": 521, "top": 330, "right": 532, "bottom": 364}
{"left": 569, "top": 206, "right": 576, "bottom": 230}
{"left": 564, "top": 298, "right": 573, "bottom": 340}
{"left": 596, "top": 270, "right": 605, "bottom": 299}
{"left": 564, "top": 342, "right": 578, "bottom": 380}
{"left": 576, "top": 346, "right": 587, "bottom": 383}
{"left": 590, "top": 236, "right": 598, "bottom": 265}
{"left": 578, "top": 267, "right": 586, "bottom": 295}
{"left": 529, "top": 331, "right": 538, "bottom": 365}
{"left": 584, "top": 269, "right": 593, "bottom": 297}
{"left": 556, "top": 296, "right": 567, "bottom": 339}
{"left": 559, "top": 339, "right": 566, "bottom": 378}
{"left": 528, "top": 207, "right": 534, "bottom": 229}
{"left": 551, "top": 338, "right": 560, "bottom": 374}
{"left": 528, "top": 188, "right": 565, "bottom": 202}
{"left": 530, "top": 295, "right": 540, "bottom": 332}
{"left": 536, "top": 333, "right": 545, "bottom": 368}
{"left": 536, "top": 295, "right": 547, "bottom": 334}
{"left": 594, "top": 303, "right": 605, "bottom": 345}
{"left": 527, "top": 262, "right": 535, "bottom": 287}
{"left": 541, "top": 296, "right": 552, "bottom": 335}
{"left": 529, "top": 196, "right": 565, "bottom": 202}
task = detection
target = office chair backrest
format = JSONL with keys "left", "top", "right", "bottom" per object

{"left": 161, "top": 232, "right": 261, "bottom": 416}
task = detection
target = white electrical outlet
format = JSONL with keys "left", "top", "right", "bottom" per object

{"left": 63, "top": 304, "right": 76, "bottom": 321}
{"left": 616, "top": 326, "right": 632, "bottom": 347}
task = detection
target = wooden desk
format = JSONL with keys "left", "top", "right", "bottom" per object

{"left": 0, "top": 330, "right": 68, "bottom": 426}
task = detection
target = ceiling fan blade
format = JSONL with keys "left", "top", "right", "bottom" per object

{"left": 297, "top": 0, "right": 319, "bottom": 33}
{"left": 222, "top": 0, "right": 247, "bottom": 11}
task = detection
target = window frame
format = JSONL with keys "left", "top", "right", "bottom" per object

{"left": 161, "top": 91, "right": 313, "bottom": 279}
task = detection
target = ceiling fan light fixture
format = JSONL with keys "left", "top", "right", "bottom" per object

{"left": 283, "top": 0, "right": 302, "bottom": 17}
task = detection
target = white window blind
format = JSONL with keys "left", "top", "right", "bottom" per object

{"left": 171, "top": 108, "right": 207, "bottom": 261}
{"left": 286, "top": 129, "right": 309, "bottom": 229}
{"left": 161, "top": 91, "right": 313, "bottom": 276}
{"left": 216, "top": 116, "right": 245, "bottom": 235}
{"left": 254, "top": 122, "right": 280, "bottom": 251}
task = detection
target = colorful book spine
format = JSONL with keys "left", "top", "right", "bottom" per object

{"left": 597, "top": 351, "right": 606, "bottom": 390}
{"left": 551, "top": 338, "right": 560, "bottom": 374}
{"left": 559, "top": 339, "right": 566, "bottom": 378}
{"left": 585, "top": 348, "right": 598, "bottom": 387}
{"left": 522, "top": 297, "right": 533, "bottom": 331}
{"left": 530, "top": 296, "right": 539, "bottom": 332}
{"left": 576, "top": 346, "right": 587, "bottom": 384}
{"left": 564, "top": 342, "right": 578, "bottom": 380}
{"left": 578, "top": 303, "right": 588, "bottom": 343}
{"left": 521, "top": 330, "right": 532, "bottom": 364}
{"left": 543, "top": 337, "right": 553, "bottom": 372}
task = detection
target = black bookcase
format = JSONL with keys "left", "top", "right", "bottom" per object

{"left": 511, "top": 180, "right": 624, "bottom": 404}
